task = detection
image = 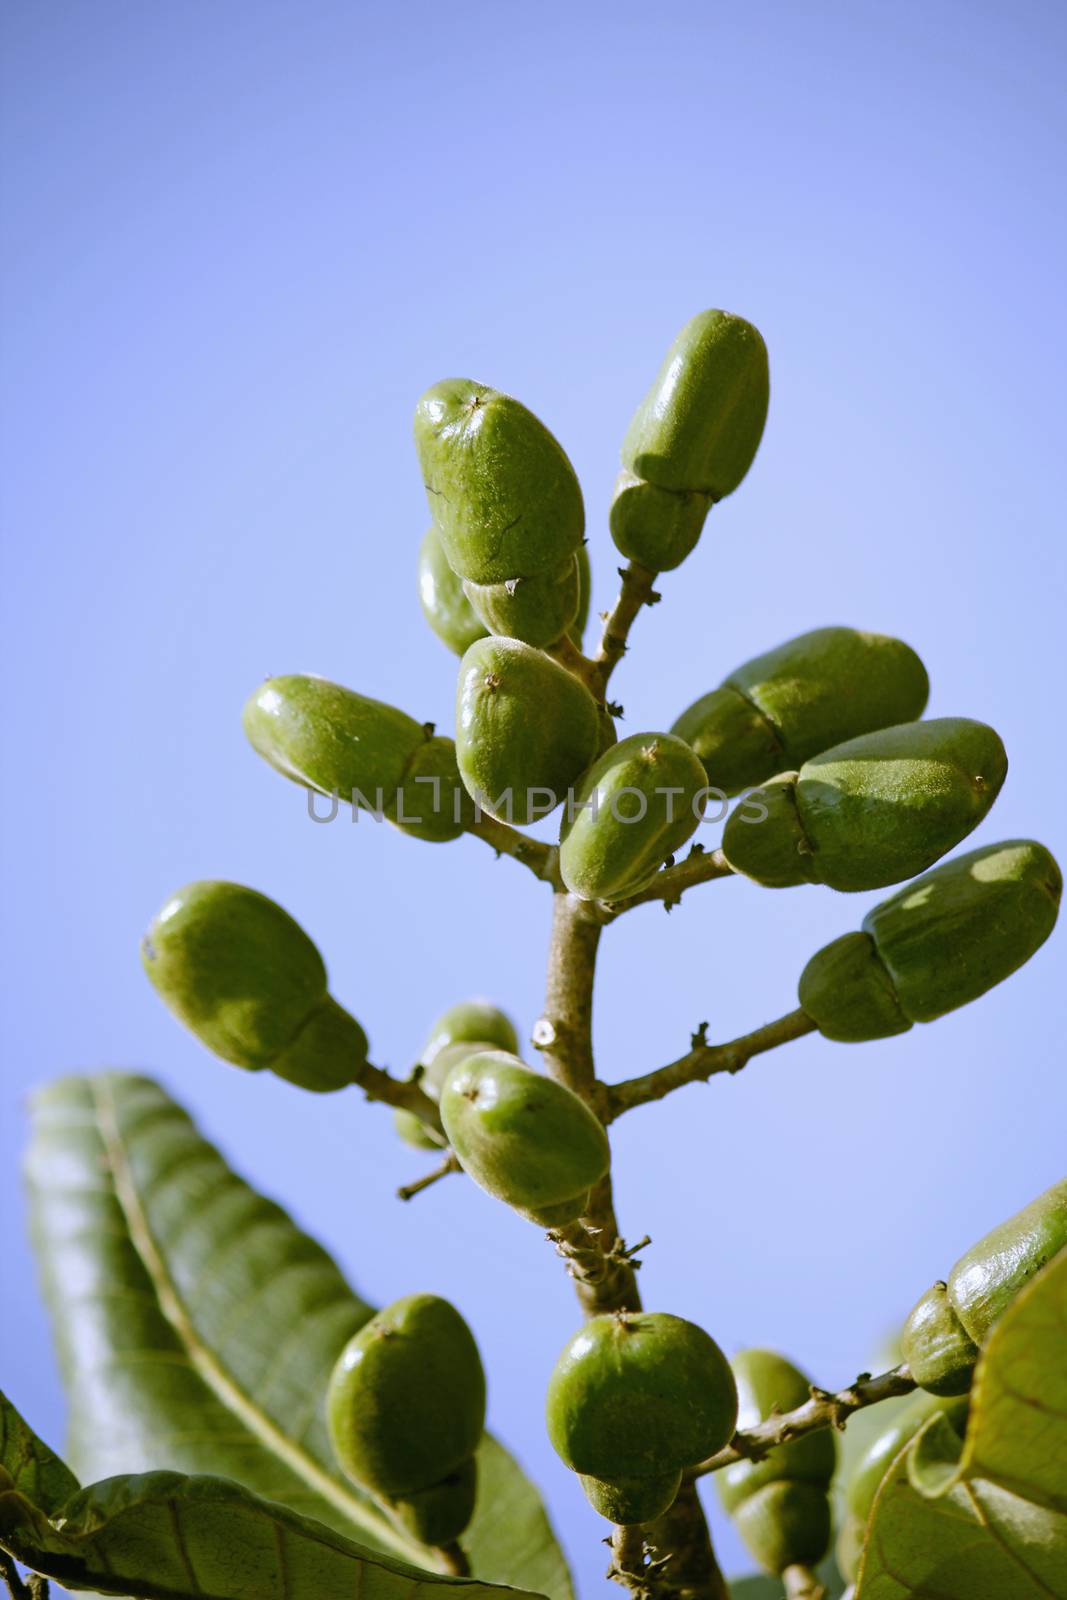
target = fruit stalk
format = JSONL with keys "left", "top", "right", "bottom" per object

{"left": 690, "top": 1365, "right": 916, "bottom": 1478}
{"left": 606, "top": 1009, "right": 817, "bottom": 1119}
{"left": 592, "top": 560, "right": 660, "bottom": 693}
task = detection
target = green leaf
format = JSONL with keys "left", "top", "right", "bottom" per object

{"left": 0, "top": 1380, "right": 80, "bottom": 1514}
{"left": 1, "top": 1391, "right": 544, "bottom": 1600}
{"left": 856, "top": 1248, "right": 1067, "bottom": 1598}
{"left": 24, "top": 1072, "right": 573, "bottom": 1600}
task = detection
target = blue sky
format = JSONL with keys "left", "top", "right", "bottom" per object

{"left": 2, "top": 2, "right": 1065, "bottom": 1592}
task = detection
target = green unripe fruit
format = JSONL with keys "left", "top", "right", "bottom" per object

{"left": 732, "top": 1481, "right": 831, "bottom": 1576}
{"left": 572, "top": 543, "right": 592, "bottom": 649}
{"left": 395, "top": 1003, "right": 520, "bottom": 1150}
{"left": 672, "top": 627, "right": 930, "bottom": 796}
{"left": 901, "top": 1179, "right": 1067, "bottom": 1395}
{"left": 423, "top": 999, "right": 521, "bottom": 1064}
{"left": 456, "top": 637, "right": 600, "bottom": 825}
{"left": 837, "top": 1392, "right": 968, "bottom": 1577}
{"left": 393, "top": 1042, "right": 494, "bottom": 1151}
{"left": 392, "top": 733, "right": 476, "bottom": 841}
{"left": 717, "top": 1350, "right": 834, "bottom": 1576}
{"left": 799, "top": 839, "right": 1062, "bottom": 1041}
{"left": 414, "top": 379, "right": 584, "bottom": 585}
{"left": 463, "top": 554, "right": 580, "bottom": 649}
{"left": 949, "top": 1177, "right": 1067, "bottom": 1341}
{"left": 243, "top": 674, "right": 471, "bottom": 841}
{"left": 722, "top": 719, "right": 1007, "bottom": 891}
{"left": 418, "top": 524, "right": 487, "bottom": 656}
{"left": 717, "top": 1351, "right": 835, "bottom": 1515}
{"left": 327, "top": 1294, "right": 485, "bottom": 1499}
{"left": 578, "top": 1469, "right": 681, "bottom": 1526}
{"left": 546, "top": 1312, "right": 738, "bottom": 1479}
{"left": 439, "top": 1050, "right": 609, "bottom": 1225}
{"left": 559, "top": 732, "right": 707, "bottom": 901}
{"left": 141, "top": 881, "right": 368, "bottom": 1093}
{"left": 386, "top": 1457, "right": 478, "bottom": 1546}
{"left": 621, "top": 310, "right": 769, "bottom": 501}
{"left": 609, "top": 471, "right": 711, "bottom": 572}
{"left": 898, "top": 1285, "right": 979, "bottom": 1396}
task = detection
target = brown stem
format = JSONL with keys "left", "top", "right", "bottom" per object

{"left": 592, "top": 561, "right": 661, "bottom": 694}
{"left": 0, "top": 1556, "right": 46, "bottom": 1600}
{"left": 396, "top": 1152, "right": 461, "bottom": 1201}
{"left": 0, "top": 1553, "right": 29, "bottom": 1600}
{"left": 644, "top": 1485, "right": 729, "bottom": 1600}
{"left": 607, "top": 1524, "right": 651, "bottom": 1595}
{"left": 355, "top": 1061, "right": 445, "bottom": 1136}
{"left": 466, "top": 812, "right": 561, "bottom": 886}
{"left": 607, "top": 1009, "right": 817, "bottom": 1121}
{"left": 536, "top": 891, "right": 727, "bottom": 1598}
{"left": 691, "top": 1365, "right": 916, "bottom": 1478}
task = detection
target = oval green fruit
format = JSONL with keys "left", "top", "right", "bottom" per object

{"left": 394, "top": 1042, "right": 496, "bottom": 1151}
{"left": 244, "top": 674, "right": 468, "bottom": 841}
{"left": 546, "top": 1311, "right": 738, "bottom": 1479}
{"left": 799, "top": 839, "right": 1061, "bottom": 1040}
{"left": 572, "top": 542, "right": 592, "bottom": 648}
{"left": 418, "top": 524, "right": 487, "bottom": 656}
{"left": 609, "top": 470, "right": 711, "bottom": 572}
{"left": 621, "top": 310, "right": 769, "bottom": 500}
{"left": 439, "top": 1050, "right": 609, "bottom": 1224}
{"left": 244, "top": 674, "right": 423, "bottom": 798}
{"left": 898, "top": 1284, "right": 979, "bottom": 1397}
{"left": 579, "top": 1469, "right": 681, "bottom": 1526}
{"left": 672, "top": 627, "right": 930, "bottom": 795}
{"left": 731, "top": 1481, "right": 831, "bottom": 1576}
{"left": 389, "top": 733, "right": 472, "bottom": 842}
{"left": 846, "top": 1392, "right": 966, "bottom": 1527}
{"left": 422, "top": 999, "right": 520, "bottom": 1066}
{"left": 327, "top": 1293, "right": 485, "bottom": 1498}
{"left": 414, "top": 379, "right": 584, "bottom": 584}
{"left": 717, "top": 1350, "right": 835, "bottom": 1516}
{"left": 386, "top": 1457, "right": 478, "bottom": 1546}
{"left": 716, "top": 1349, "right": 834, "bottom": 1576}
{"left": 559, "top": 732, "right": 707, "bottom": 900}
{"left": 722, "top": 718, "right": 1007, "bottom": 891}
{"left": 141, "top": 881, "right": 368, "bottom": 1092}
{"left": 901, "top": 1179, "right": 1067, "bottom": 1394}
{"left": 456, "top": 637, "right": 600, "bottom": 825}
{"left": 463, "top": 554, "right": 580, "bottom": 648}
{"left": 394, "top": 1004, "right": 520, "bottom": 1150}
{"left": 948, "top": 1177, "right": 1067, "bottom": 1343}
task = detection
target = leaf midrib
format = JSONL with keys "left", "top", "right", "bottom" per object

{"left": 89, "top": 1076, "right": 430, "bottom": 1570}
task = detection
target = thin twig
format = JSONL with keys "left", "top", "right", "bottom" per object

{"left": 595, "top": 846, "right": 734, "bottom": 922}
{"left": 397, "top": 1152, "right": 461, "bottom": 1201}
{"left": 592, "top": 561, "right": 661, "bottom": 694}
{"left": 690, "top": 1365, "right": 917, "bottom": 1478}
{"left": 0, "top": 1553, "right": 40, "bottom": 1600}
{"left": 606, "top": 1009, "right": 817, "bottom": 1121}
{"left": 466, "top": 812, "right": 561, "bottom": 886}
{"left": 355, "top": 1061, "right": 445, "bottom": 1135}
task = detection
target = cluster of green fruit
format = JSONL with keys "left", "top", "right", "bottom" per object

{"left": 132, "top": 305, "right": 1064, "bottom": 1583}
{"left": 835, "top": 1178, "right": 1066, "bottom": 1581}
